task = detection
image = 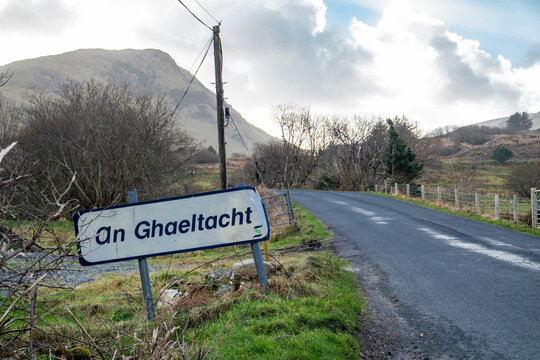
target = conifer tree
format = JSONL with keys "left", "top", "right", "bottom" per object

{"left": 385, "top": 119, "right": 423, "bottom": 183}
{"left": 507, "top": 112, "right": 532, "bottom": 131}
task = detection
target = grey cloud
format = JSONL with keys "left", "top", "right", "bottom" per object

{"left": 0, "top": 0, "right": 77, "bottom": 34}
{"left": 222, "top": 3, "right": 378, "bottom": 105}
{"left": 429, "top": 35, "right": 519, "bottom": 102}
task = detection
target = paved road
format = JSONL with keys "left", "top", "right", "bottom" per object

{"left": 292, "top": 190, "right": 540, "bottom": 360}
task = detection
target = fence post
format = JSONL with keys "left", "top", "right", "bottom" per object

{"left": 437, "top": 186, "right": 441, "bottom": 205}
{"left": 532, "top": 188, "right": 537, "bottom": 229}
{"left": 128, "top": 190, "right": 156, "bottom": 321}
{"left": 28, "top": 286, "right": 38, "bottom": 356}
{"left": 421, "top": 185, "right": 425, "bottom": 200}
{"left": 286, "top": 187, "right": 295, "bottom": 225}
{"left": 495, "top": 195, "right": 499, "bottom": 219}
{"left": 406, "top": 184, "right": 410, "bottom": 197}
{"left": 455, "top": 188, "right": 459, "bottom": 208}
{"left": 395, "top": 183, "right": 399, "bottom": 195}
{"left": 375, "top": 184, "right": 378, "bottom": 193}
{"left": 475, "top": 193, "right": 480, "bottom": 212}
{"left": 513, "top": 195, "right": 518, "bottom": 222}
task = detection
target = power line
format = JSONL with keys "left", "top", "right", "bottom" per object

{"left": 176, "top": 0, "right": 213, "bottom": 31}
{"left": 227, "top": 111, "right": 268, "bottom": 188}
{"left": 188, "top": 36, "right": 212, "bottom": 73}
{"left": 171, "top": 34, "right": 214, "bottom": 117}
{"left": 192, "top": 0, "right": 220, "bottom": 24}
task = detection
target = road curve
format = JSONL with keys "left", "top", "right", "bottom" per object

{"left": 292, "top": 190, "right": 540, "bottom": 360}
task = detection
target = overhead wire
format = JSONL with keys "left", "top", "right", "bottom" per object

{"left": 171, "top": 34, "right": 214, "bottom": 117}
{"left": 192, "top": 0, "right": 220, "bottom": 24}
{"left": 174, "top": 0, "right": 265, "bottom": 187}
{"left": 176, "top": 0, "right": 213, "bottom": 30}
{"left": 188, "top": 35, "right": 213, "bottom": 73}
{"left": 226, "top": 109, "right": 268, "bottom": 188}
{"left": 174, "top": 0, "right": 220, "bottom": 115}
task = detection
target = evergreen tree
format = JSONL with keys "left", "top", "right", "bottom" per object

{"left": 385, "top": 119, "right": 423, "bottom": 183}
{"left": 507, "top": 112, "right": 532, "bottom": 131}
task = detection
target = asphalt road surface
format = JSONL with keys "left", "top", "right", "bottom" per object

{"left": 292, "top": 190, "right": 540, "bottom": 360}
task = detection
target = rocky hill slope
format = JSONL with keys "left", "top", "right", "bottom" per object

{"left": 0, "top": 49, "right": 275, "bottom": 154}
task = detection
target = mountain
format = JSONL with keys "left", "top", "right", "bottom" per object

{"left": 475, "top": 110, "right": 540, "bottom": 130}
{"left": 0, "top": 49, "right": 275, "bottom": 154}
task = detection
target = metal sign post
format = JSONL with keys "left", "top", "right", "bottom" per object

{"left": 128, "top": 190, "right": 155, "bottom": 321}
{"left": 235, "top": 184, "right": 268, "bottom": 287}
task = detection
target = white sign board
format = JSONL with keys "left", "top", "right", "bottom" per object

{"left": 74, "top": 187, "right": 270, "bottom": 266}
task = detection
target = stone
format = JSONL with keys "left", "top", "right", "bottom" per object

{"left": 157, "top": 289, "right": 181, "bottom": 309}
{"left": 232, "top": 258, "right": 275, "bottom": 280}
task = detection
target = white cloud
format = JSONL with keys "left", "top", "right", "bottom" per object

{"left": 0, "top": 0, "right": 538, "bottom": 135}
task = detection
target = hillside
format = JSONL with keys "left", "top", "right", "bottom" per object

{"left": 475, "top": 110, "right": 540, "bottom": 130}
{"left": 449, "top": 133, "right": 540, "bottom": 160}
{"left": 424, "top": 131, "right": 540, "bottom": 194}
{"left": 0, "top": 49, "right": 275, "bottom": 154}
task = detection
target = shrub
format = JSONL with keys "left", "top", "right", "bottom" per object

{"left": 491, "top": 145, "right": 513, "bottom": 163}
{"left": 17, "top": 79, "right": 197, "bottom": 210}
{"left": 314, "top": 173, "right": 340, "bottom": 190}
{"left": 507, "top": 162, "right": 540, "bottom": 197}
{"left": 196, "top": 146, "right": 219, "bottom": 164}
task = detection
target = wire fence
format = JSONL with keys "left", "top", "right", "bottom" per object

{"left": 379, "top": 183, "right": 537, "bottom": 227}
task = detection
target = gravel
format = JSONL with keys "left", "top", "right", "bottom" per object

{"left": 5, "top": 251, "right": 187, "bottom": 289}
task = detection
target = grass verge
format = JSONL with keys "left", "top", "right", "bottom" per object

{"left": 370, "top": 191, "right": 540, "bottom": 237}
{"left": 7, "top": 203, "right": 365, "bottom": 359}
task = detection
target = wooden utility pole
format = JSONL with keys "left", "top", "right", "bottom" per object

{"left": 213, "top": 25, "right": 227, "bottom": 189}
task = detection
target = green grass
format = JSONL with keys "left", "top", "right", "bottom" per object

{"left": 186, "top": 254, "right": 364, "bottom": 360}
{"left": 3, "top": 203, "right": 365, "bottom": 359}
{"left": 431, "top": 158, "right": 518, "bottom": 193}
{"left": 371, "top": 191, "right": 540, "bottom": 237}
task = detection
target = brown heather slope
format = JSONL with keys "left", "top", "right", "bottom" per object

{"left": 452, "top": 133, "right": 540, "bottom": 160}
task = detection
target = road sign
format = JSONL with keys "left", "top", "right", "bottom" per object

{"left": 74, "top": 186, "right": 270, "bottom": 266}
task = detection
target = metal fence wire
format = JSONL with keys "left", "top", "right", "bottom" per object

{"left": 381, "top": 183, "right": 536, "bottom": 227}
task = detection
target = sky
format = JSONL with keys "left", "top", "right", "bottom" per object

{"left": 0, "top": 0, "right": 539, "bottom": 136}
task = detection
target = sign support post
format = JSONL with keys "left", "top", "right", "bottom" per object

{"left": 251, "top": 242, "right": 268, "bottom": 288}
{"left": 128, "top": 190, "right": 156, "bottom": 321}
{"left": 235, "top": 184, "right": 268, "bottom": 287}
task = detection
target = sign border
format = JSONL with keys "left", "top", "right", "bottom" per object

{"left": 74, "top": 186, "right": 270, "bottom": 266}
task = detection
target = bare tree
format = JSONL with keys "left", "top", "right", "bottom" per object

{"left": 318, "top": 115, "right": 380, "bottom": 190}
{"left": 361, "top": 119, "right": 389, "bottom": 189}
{"left": 245, "top": 141, "right": 288, "bottom": 188}
{"left": 18, "top": 79, "right": 198, "bottom": 210}
{"left": 273, "top": 104, "right": 323, "bottom": 187}
{"left": 0, "top": 70, "right": 12, "bottom": 88}
{"left": 0, "top": 94, "right": 23, "bottom": 147}
{"left": 0, "top": 142, "right": 77, "bottom": 358}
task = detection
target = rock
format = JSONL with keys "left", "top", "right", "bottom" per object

{"left": 215, "top": 284, "right": 232, "bottom": 295}
{"left": 232, "top": 259, "right": 275, "bottom": 280}
{"left": 157, "top": 289, "right": 181, "bottom": 309}
{"left": 205, "top": 269, "right": 233, "bottom": 280}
